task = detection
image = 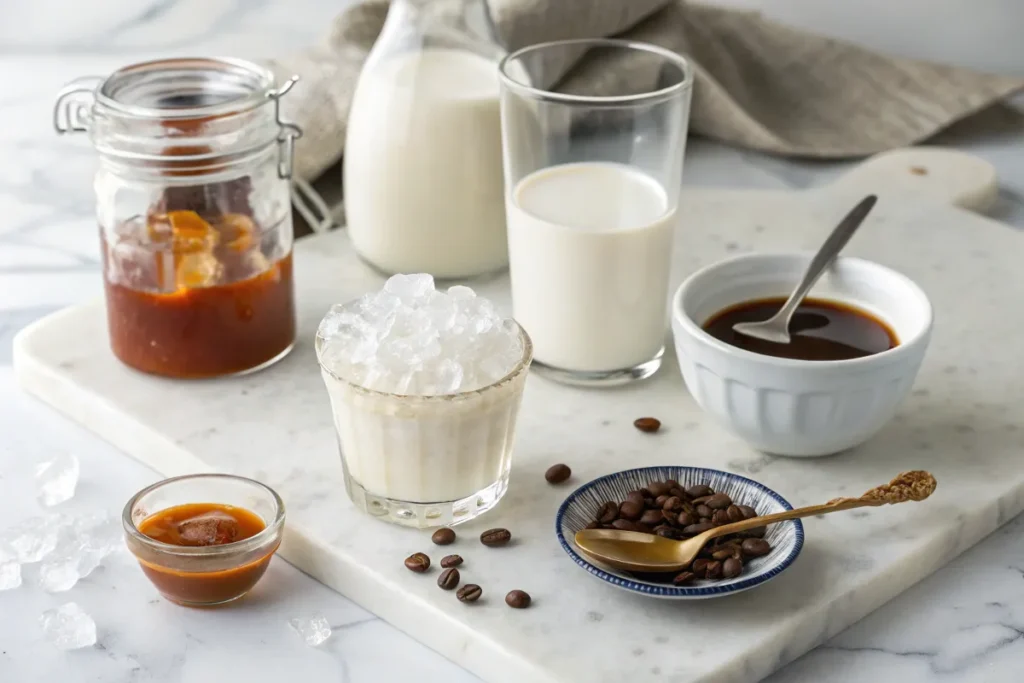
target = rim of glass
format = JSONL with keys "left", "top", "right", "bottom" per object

{"left": 316, "top": 320, "right": 534, "bottom": 401}
{"left": 122, "top": 473, "right": 286, "bottom": 558}
{"left": 498, "top": 38, "right": 694, "bottom": 107}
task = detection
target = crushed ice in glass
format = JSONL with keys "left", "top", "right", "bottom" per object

{"left": 288, "top": 613, "right": 332, "bottom": 647}
{"left": 35, "top": 453, "right": 80, "bottom": 506}
{"left": 0, "top": 541, "right": 22, "bottom": 590}
{"left": 317, "top": 274, "right": 524, "bottom": 395}
{"left": 40, "top": 602, "right": 97, "bottom": 650}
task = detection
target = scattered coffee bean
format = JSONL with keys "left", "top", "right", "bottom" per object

{"left": 545, "top": 463, "right": 572, "bottom": 484}
{"left": 404, "top": 553, "right": 431, "bottom": 573}
{"left": 705, "top": 493, "right": 733, "bottom": 510}
{"left": 480, "top": 528, "right": 512, "bottom": 547}
{"left": 633, "top": 417, "right": 661, "bottom": 433}
{"left": 457, "top": 584, "right": 482, "bottom": 603}
{"left": 686, "top": 484, "right": 713, "bottom": 499}
{"left": 672, "top": 571, "right": 696, "bottom": 586}
{"left": 431, "top": 528, "right": 456, "bottom": 545}
{"left": 741, "top": 538, "right": 772, "bottom": 559}
{"left": 505, "top": 589, "right": 531, "bottom": 609}
{"left": 722, "top": 557, "right": 744, "bottom": 578}
{"left": 705, "top": 560, "right": 724, "bottom": 580}
{"left": 440, "top": 554, "right": 463, "bottom": 568}
{"left": 641, "top": 509, "right": 666, "bottom": 526}
{"left": 585, "top": 477, "right": 775, "bottom": 586}
{"left": 437, "top": 567, "right": 460, "bottom": 590}
{"left": 619, "top": 500, "right": 644, "bottom": 521}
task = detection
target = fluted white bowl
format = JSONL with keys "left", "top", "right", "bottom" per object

{"left": 671, "top": 253, "right": 933, "bottom": 457}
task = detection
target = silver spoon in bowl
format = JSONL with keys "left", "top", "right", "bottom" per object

{"left": 732, "top": 194, "right": 879, "bottom": 345}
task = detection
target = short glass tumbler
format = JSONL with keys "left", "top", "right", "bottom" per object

{"left": 499, "top": 39, "right": 693, "bottom": 386}
{"left": 123, "top": 474, "right": 285, "bottom": 606}
{"left": 316, "top": 323, "right": 533, "bottom": 529}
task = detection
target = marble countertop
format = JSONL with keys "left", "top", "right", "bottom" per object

{"left": 2, "top": 1, "right": 1023, "bottom": 681}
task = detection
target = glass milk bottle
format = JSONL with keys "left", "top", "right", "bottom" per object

{"left": 344, "top": 0, "right": 508, "bottom": 280}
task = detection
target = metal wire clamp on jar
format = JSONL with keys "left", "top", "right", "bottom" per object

{"left": 54, "top": 58, "right": 302, "bottom": 379}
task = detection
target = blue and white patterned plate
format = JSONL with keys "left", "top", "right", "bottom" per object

{"left": 555, "top": 466, "right": 804, "bottom": 600}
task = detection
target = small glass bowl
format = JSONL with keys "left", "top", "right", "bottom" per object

{"left": 122, "top": 473, "right": 285, "bottom": 607}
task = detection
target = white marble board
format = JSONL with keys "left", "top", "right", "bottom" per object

{"left": 13, "top": 148, "right": 1024, "bottom": 683}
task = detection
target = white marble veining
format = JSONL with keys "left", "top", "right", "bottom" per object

{"left": 1, "top": 1, "right": 1023, "bottom": 682}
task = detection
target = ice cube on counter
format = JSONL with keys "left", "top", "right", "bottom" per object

{"left": 288, "top": 613, "right": 333, "bottom": 647}
{"left": 35, "top": 453, "right": 80, "bottom": 507}
{"left": 0, "top": 542, "right": 22, "bottom": 590}
{"left": 6, "top": 515, "right": 61, "bottom": 563}
{"left": 40, "top": 602, "right": 97, "bottom": 650}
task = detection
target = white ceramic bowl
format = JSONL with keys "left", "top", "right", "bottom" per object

{"left": 671, "top": 253, "right": 933, "bottom": 457}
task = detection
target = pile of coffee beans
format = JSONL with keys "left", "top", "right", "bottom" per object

{"left": 403, "top": 526, "right": 531, "bottom": 609}
{"left": 585, "top": 478, "right": 774, "bottom": 585}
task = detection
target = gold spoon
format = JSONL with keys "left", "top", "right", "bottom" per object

{"left": 573, "top": 471, "right": 937, "bottom": 574}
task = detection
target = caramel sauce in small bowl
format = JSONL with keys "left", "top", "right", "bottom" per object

{"left": 122, "top": 474, "right": 285, "bottom": 607}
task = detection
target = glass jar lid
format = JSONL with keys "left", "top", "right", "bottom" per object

{"left": 54, "top": 57, "right": 302, "bottom": 179}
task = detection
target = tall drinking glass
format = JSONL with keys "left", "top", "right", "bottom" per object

{"left": 499, "top": 39, "right": 693, "bottom": 386}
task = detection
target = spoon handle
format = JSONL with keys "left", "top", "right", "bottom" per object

{"left": 772, "top": 194, "right": 878, "bottom": 323}
{"left": 702, "top": 497, "right": 876, "bottom": 541}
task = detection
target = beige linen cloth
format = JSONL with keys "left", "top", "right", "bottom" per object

{"left": 267, "top": 0, "right": 1024, "bottom": 184}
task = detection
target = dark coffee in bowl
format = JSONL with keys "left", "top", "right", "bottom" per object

{"left": 703, "top": 297, "right": 897, "bottom": 361}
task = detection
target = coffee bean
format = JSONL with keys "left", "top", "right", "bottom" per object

{"left": 706, "top": 493, "right": 733, "bottom": 510}
{"left": 597, "top": 501, "right": 619, "bottom": 524}
{"left": 691, "top": 495, "right": 712, "bottom": 506}
{"left": 457, "top": 584, "right": 482, "bottom": 603}
{"left": 676, "top": 511, "right": 695, "bottom": 527}
{"left": 654, "top": 495, "right": 669, "bottom": 508}
{"left": 686, "top": 484, "right": 714, "bottom": 498}
{"left": 669, "top": 487, "right": 686, "bottom": 499}
{"left": 545, "top": 463, "right": 571, "bottom": 484}
{"left": 722, "top": 557, "right": 744, "bottom": 578}
{"left": 665, "top": 479, "right": 679, "bottom": 490}
{"left": 585, "top": 521, "right": 600, "bottom": 530}
{"left": 441, "top": 554, "right": 463, "bottom": 568}
{"left": 742, "top": 526, "right": 767, "bottom": 539}
{"left": 404, "top": 553, "right": 430, "bottom": 573}
{"left": 641, "top": 509, "right": 666, "bottom": 526}
{"left": 695, "top": 504, "right": 713, "bottom": 518}
{"left": 662, "top": 496, "right": 683, "bottom": 512}
{"left": 619, "top": 500, "right": 644, "bottom": 521}
{"left": 726, "top": 505, "right": 745, "bottom": 523}
{"left": 437, "top": 567, "right": 460, "bottom": 590}
{"left": 711, "top": 548, "right": 736, "bottom": 561}
{"left": 638, "top": 487, "right": 653, "bottom": 499}
{"left": 648, "top": 481, "right": 672, "bottom": 497}
{"left": 431, "top": 527, "right": 456, "bottom": 545}
{"left": 625, "top": 491, "right": 646, "bottom": 507}
{"left": 692, "top": 558, "right": 710, "bottom": 578}
{"left": 711, "top": 510, "right": 730, "bottom": 526}
{"left": 741, "top": 538, "right": 772, "bottom": 558}
{"left": 737, "top": 505, "right": 758, "bottom": 520}
{"left": 655, "top": 526, "right": 685, "bottom": 540}
{"left": 612, "top": 519, "right": 639, "bottom": 531}
{"left": 672, "top": 571, "right": 696, "bottom": 586}
{"left": 633, "top": 417, "right": 661, "bottom": 433}
{"left": 683, "top": 522, "right": 716, "bottom": 535}
{"left": 505, "top": 589, "right": 531, "bottom": 609}
{"left": 705, "top": 560, "right": 724, "bottom": 580}
{"left": 634, "top": 522, "right": 653, "bottom": 534}
{"left": 699, "top": 517, "right": 711, "bottom": 525}
{"left": 480, "top": 528, "right": 512, "bottom": 547}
